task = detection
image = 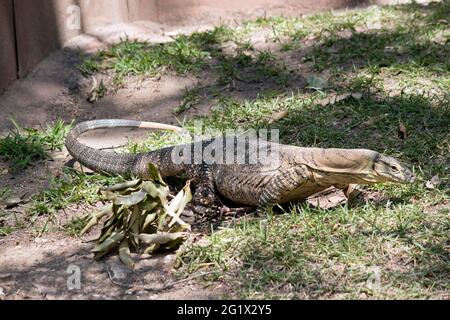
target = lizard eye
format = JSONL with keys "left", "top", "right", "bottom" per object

{"left": 391, "top": 165, "right": 399, "bottom": 172}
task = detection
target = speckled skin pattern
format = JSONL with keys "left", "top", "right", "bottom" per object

{"left": 66, "top": 120, "right": 415, "bottom": 208}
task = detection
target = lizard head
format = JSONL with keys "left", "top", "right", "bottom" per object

{"left": 371, "top": 154, "right": 415, "bottom": 184}
{"left": 304, "top": 148, "right": 416, "bottom": 185}
{"left": 293, "top": 147, "right": 415, "bottom": 185}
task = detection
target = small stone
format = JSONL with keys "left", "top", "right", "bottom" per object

{"left": 4, "top": 197, "right": 23, "bottom": 208}
{"left": 108, "top": 262, "right": 132, "bottom": 280}
{"left": 163, "top": 255, "right": 175, "bottom": 265}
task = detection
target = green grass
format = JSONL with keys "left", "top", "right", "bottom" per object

{"left": 0, "top": 187, "right": 11, "bottom": 201}
{"left": 79, "top": 33, "right": 214, "bottom": 85}
{"left": 0, "top": 226, "right": 14, "bottom": 236}
{"left": 175, "top": 88, "right": 202, "bottom": 115}
{"left": 126, "top": 130, "right": 191, "bottom": 154}
{"left": 63, "top": 215, "right": 90, "bottom": 237}
{"left": 79, "top": 24, "right": 290, "bottom": 89}
{"left": 0, "top": 188, "right": 13, "bottom": 236}
{"left": 36, "top": 0, "right": 450, "bottom": 299}
{"left": 29, "top": 167, "right": 127, "bottom": 235}
{"left": 0, "top": 119, "right": 73, "bottom": 172}
{"left": 182, "top": 201, "right": 449, "bottom": 299}
{"left": 30, "top": 167, "right": 126, "bottom": 221}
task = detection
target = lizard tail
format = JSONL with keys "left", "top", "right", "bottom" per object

{"left": 65, "top": 119, "right": 184, "bottom": 178}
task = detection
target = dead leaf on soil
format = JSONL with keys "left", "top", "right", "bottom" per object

{"left": 87, "top": 76, "right": 106, "bottom": 103}
{"left": 425, "top": 175, "right": 441, "bottom": 190}
{"left": 317, "top": 92, "right": 363, "bottom": 107}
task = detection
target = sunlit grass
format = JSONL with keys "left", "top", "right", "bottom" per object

{"left": 0, "top": 119, "right": 72, "bottom": 172}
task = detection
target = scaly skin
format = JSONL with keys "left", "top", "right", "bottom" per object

{"left": 65, "top": 119, "right": 416, "bottom": 208}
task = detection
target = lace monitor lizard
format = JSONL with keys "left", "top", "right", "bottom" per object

{"left": 65, "top": 119, "right": 415, "bottom": 211}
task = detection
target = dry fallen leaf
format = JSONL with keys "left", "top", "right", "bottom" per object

{"left": 81, "top": 163, "right": 192, "bottom": 268}
{"left": 398, "top": 122, "right": 408, "bottom": 139}
{"left": 268, "top": 110, "right": 289, "bottom": 124}
{"left": 351, "top": 92, "right": 363, "bottom": 99}
{"left": 425, "top": 175, "right": 440, "bottom": 190}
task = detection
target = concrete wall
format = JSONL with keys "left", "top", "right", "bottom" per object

{"left": 0, "top": 0, "right": 17, "bottom": 91}
{"left": 154, "top": 0, "right": 367, "bottom": 24}
{"left": 79, "top": 0, "right": 129, "bottom": 31}
{"left": 14, "top": 0, "right": 82, "bottom": 77}
{"left": 1, "top": 0, "right": 373, "bottom": 92}
{"left": 128, "top": 0, "right": 158, "bottom": 22}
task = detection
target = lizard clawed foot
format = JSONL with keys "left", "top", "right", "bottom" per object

{"left": 342, "top": 184, "right": 365, "bottom": 208}
{"left": 191, "top": 194, "right": 222, "bottom": 217}
{"left": 219, "top": 205, "right": 255, "bottom": 216}
{"left": 191, "top": 204, "right": 219, "bottom": 217}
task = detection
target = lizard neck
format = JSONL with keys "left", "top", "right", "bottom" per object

{"left": 309, "top": 169, "right": 378, "bottom": 186}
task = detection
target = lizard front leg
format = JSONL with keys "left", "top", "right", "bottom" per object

{"left": 257, "top": 166, "right": 309, "bottom": 212}
{"left": 335, "top": 183, "right": 363, "bottom": 206}
{"left": 185, "top": 164, "right": 222, "bottom": 215}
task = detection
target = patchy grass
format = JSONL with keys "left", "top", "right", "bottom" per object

{"left": 126, "top": 130, "right": 190, "bottom": 154}
{"left": 79, "top": 24, "right": 289, "bottom": 89}
{"left": 305, "top": 4, "right": 449, "bottom": 94}
{"left": 30, "top": 167, "right": 125, "bottom": 220}
{"left": 175, "top": 88, "right": 202, "bottom": 115}
{"left": 0, "top": 188, "right": 13, "bottom": 236}
{"left": 182, "top": 201, "right": 449, "bottom": 299}
{"left": 0, "top": 187, "right": 11, "bottom": 201}
{"left": 79, "top": 1, "right": 449, "bottom": 99}
{"left": 63, "top": 215, "right": 90, "bottom": 237}
{"left": 0, "top": 226, "right": 14, "bottom": 236}
{"left": 0, "top": 119, "right": 72, "bottom": 172}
